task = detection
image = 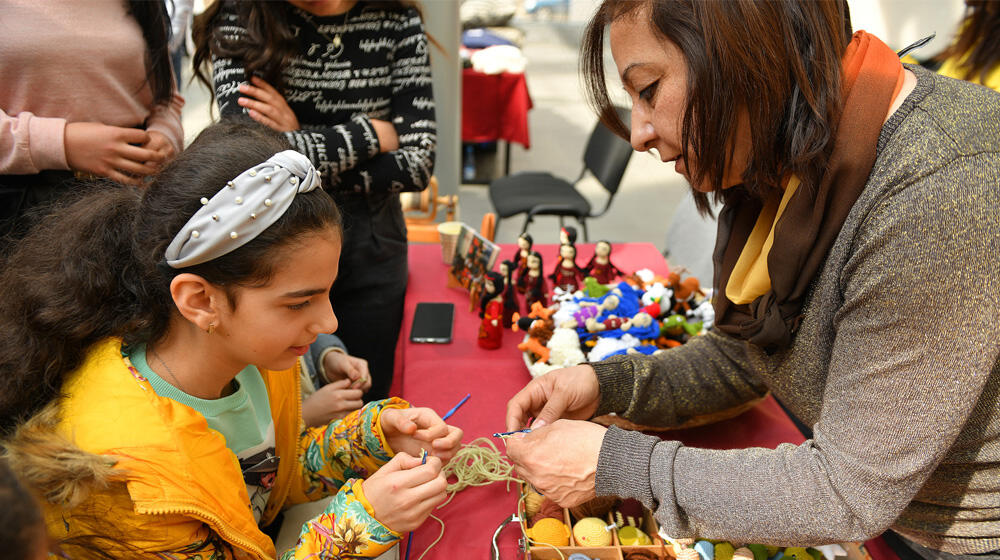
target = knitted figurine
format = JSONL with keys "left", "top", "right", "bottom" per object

{"left": 519, "top": 251, "right": 547, "bottom": 312}
{"left": 527, "top": 518, "right": 570, "bottom": 547}
{"left": 585, "top": 240, "right": 623, "bottom": 285}
{"left": 572, "top": 517, "right": 612, "bottom": 547}
{"left": 513, "top": 232, "right": 533, "bottom": 294}
{"left": 559, "top": 225, "right": 578, "bottom": 247}
{"left": 498, "top": 260, "right": 519, "bottom": 328}
{"left": 549, "top": 243, "right": 586, "bottom": 293}
{"left": 477, "top": 271, "right": 504, "bottom": 350}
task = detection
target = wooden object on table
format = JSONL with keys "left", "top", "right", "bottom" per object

{"left": 404, "top": 176, "right": 458, "bottom": 242}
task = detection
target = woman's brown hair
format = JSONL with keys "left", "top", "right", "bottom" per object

{"left": 582, "top": 0, "right": 853, "bottom": 214}
{"left": 936, "top": 0, "right": 1000, "bottom": 83}
{"left": 0, "top": 118, "right": 342, "bottom": 434}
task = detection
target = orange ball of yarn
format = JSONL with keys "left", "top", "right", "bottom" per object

{"left": 530, "top": 497, "right": 565, "bottom": 526}
{"left": 528, "top": 518, "right": 570, "bottom": 547}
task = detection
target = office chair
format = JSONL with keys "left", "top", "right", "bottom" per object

{"left": 487, "top": 106, "right": 633, "bottom": 242}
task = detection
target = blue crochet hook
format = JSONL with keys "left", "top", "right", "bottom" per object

{"left": 441, "top": 393, "right": 471, "bottom": 421}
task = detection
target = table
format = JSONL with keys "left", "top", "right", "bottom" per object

{"left": 390, "top": 242, "right": 813, "bottom": 560}
{"left": 462, "top": 68, "right": 533, "bottom": 178}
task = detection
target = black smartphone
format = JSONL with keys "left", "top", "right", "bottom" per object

{"left": 409, "top": 302, "right": 455, "bottom": 344}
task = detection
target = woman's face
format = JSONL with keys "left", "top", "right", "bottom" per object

{"left": 610, "top": 10, "right": 748, "bottom": 192}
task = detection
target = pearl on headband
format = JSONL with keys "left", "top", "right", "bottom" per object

{"left": 163, "top": 150, "right": 322, "bottom": 268}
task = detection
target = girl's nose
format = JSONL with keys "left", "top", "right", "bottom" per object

{"left": 315, "top": 299, "right": 338, "bottom": 334}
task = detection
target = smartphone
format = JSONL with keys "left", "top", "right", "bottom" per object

{"left": 409, "top": 302, "right": 455, "bottom": 344}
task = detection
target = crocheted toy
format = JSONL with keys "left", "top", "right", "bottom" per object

{"left": 572, "top": 517, "right": 612, "bottom": 547}
{"left": 530, "top": 497, "right": 565, "bottom": 526}
{"left": 617, "top": 526, "right": 652, "bottom": 546}
{"left": 715, "top": 542, "right": 736, "bottom": 560}
{"left": 612, "top": 498, "right": 644, "bottom": 528}
{"left": 526, "top": 518, "right": 570, "bottom": 547}
{"left": 695, "top": 540, "right": 716, "bottom": 560}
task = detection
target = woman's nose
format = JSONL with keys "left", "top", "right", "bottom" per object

{"left": 630, "top": 109, "right": 655, "bottom": 152}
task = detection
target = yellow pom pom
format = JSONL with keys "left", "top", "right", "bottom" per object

{"left": 523, "top": 489, "right": 545, "bottom": 519}
{"left": 618, "top": 526, "right": 652, "bottom": 546}
{"left": 572, "top": 517, "right": 612, "bottom": 547}
{"left": 528, "top": 518, "right": 570, "bottom": 547}
{"left": 715, "top": 542, "right": 736, "bottom": 560}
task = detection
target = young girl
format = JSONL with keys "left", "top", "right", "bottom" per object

{"left": 0, "top": 120, "right": 461, "bottom": 560}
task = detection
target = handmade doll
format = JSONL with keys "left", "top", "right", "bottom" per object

{"left": 478, "top": 271, "right": 505, "bottom": 350}
{"left": 519, "top": 251, "right": 547, "bottom": 312}
{"left": 549, "top": 243, "right": 586, "bottom": 293}
{"left": 559, "top": 225, "right": 577, "bottom": 247}
{"left": 585, "top": 240, "right": 623, "bottom": 285}
{"left": 498, "top": 260, "right": 519, "bottom": 328}
{"left": 513, "top": 232, "right": 533, "bottom": 294}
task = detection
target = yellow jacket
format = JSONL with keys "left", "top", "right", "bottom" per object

{"left": 22, "top": 339, "right": 403, "bottom": 559}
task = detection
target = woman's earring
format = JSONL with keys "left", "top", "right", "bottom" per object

{"left": 207, "top": 323, "right": 216, "bottom": 335}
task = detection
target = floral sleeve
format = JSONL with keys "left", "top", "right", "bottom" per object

{"left": 288, "top": 398, "right": 409, "bottom": 559}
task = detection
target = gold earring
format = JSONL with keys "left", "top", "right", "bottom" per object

{"left": 207, "top": 323, "right": 216, "bottom": 335}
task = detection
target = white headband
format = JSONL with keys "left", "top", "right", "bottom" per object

{"left": 163, "top": 149, "right": 322, "bottom": 268}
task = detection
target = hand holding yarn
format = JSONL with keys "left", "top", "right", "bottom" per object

{"left": 505, "top": 364, "right": 601, "bottom": 431}
{"left": 322, "top": 351, "right": 372, "bottom": 391}
{"left": 362, "top": 452, "right": 448, "bottom": 533}
{"left": 380, "top": 407, "right": 463, "bottom": 463}
{"left": 503, "top": 419, "right": 606, "bottom": 507}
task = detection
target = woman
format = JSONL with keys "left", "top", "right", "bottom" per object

{"left": 935, "top": 0, "right": 1000, "bottom": 92}
{"left": 504, "top": 1, "right": 1000, "bottom": 558}
{"left": 192, "top": 0, "right": 436, "bottom": 402}
{"left": 0, "top": 0, "right": 183, "bottom": 247}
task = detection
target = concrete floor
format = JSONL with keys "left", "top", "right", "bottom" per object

{"left": 178, "top": 16, "right": 717, "bottom": 278}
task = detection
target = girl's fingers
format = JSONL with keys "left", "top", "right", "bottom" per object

{"left": 105, "top": 169, "right": 142, "bottom": 186}
{"left": 247, "top": 109, "right": 281, "bottom": 131}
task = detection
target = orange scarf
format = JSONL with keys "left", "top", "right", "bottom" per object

{"left": 712, "top": 31, "right": 904, "bottom": 352}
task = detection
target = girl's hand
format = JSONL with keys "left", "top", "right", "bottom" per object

{"left": 301, "top": 379, "right": 365, "bottom": 427}
{"left": 380, "top": 407, "right": 463, "bottom": 464}
{"left": 370, "top": 118, "right": 399, "bottom": 152}
{"left": 238, "top": 76, "right": 300, "bottom": 132}
{"left": 64, "top": 122, "right": 163, "bottom": 185}
{"left": 141, "top": 130, "right": 176, "bottom": 167}
{"left": 362, "top": 452, "right": 448, "bottom": 533}
{"left": 323, "top": 351, "right": 371, "bottom": 392}
{"left": 503, "top": 419, "right": 605, "bottom": 507}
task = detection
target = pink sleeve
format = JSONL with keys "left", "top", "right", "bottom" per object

{"left": 145, "top": 91, "right": 185, "bottom": 155}
{"left": 0, "top": 109, "right": 69, "bottom": 174}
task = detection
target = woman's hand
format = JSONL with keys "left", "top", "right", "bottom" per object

{"left": 238, "top": 76, "right": 300, "bottom": 132}
{"left": 505, "top": 364, "right": 601, "bottom": 431}
{"left": 370, "top": 118, "right": 399, "bottom": 152}
{"left": 362, "top": 452, "right": 448, "bottom": 533}
{"left": 64, "top": 122, "right": 163, "bottom": 185}
{"left": 380, "top": 407, "right": 463, "bottom": 464}
{"left": 301, "top": 379, "right": 365, "bottom": 427}
{"left": 503, "top": 419, "right": 606, "bottom": 507}
{"left": 323, "top": 351, "right": 371, "bottom": 392}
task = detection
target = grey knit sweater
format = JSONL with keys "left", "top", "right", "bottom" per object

{"left": 592, "top": 66, "right": 1000, "bottom": 554}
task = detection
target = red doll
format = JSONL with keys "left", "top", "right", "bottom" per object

{"left": 585, "top": 240, "right": 623, "bottom": 285}
{"left": 478, "top": 271, "right": 505, "bottom": 350}
{"left": 498, "top": 259, "right": 519, "bottom": 328}
{"left": 549, "top": 243, "right": 585, "bottom": 293}
{"left": 519, "top": 251, "right": 547, "bottom": 312}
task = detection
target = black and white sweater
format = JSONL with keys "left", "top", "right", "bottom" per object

{"left": 211, "top": 2, "right": 436, "bottom": 198}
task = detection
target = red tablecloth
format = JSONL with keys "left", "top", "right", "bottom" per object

{"left": 462, "top": 68, "right": 533, "bottom": 148}
{"left": 391, "top": 243, "right": 807, "bottom": 560}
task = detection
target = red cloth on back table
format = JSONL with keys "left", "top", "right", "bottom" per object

{"left": 461, "top": 68, "right": 533, "bottom": 148}
{"left": 391, "top": 243, "right": 807, "bottom": 560}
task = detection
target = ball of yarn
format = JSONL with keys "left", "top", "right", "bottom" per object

{"left": 695, "top": 540, "right": 715, "bottom": 560}
{"left": 765, "top": 546, "right": 780, "bottom": 558}
{"left": 530, "top": 497, "right": 565, "bottom": 526}
{"left": 527, "top": 517, "right": 570, "bottom": 547}
{"left": 570, "top": 495, "right": 620, "bottom": 522}
{"left": 733, "top": 547, "right": 755, "bottom": 560}
{"left": 782, "top": 547, "right": 812, "bottom": 560}
{"left": 747, "top": 544, "right": 768, "bottom": 560}
{"left": 715, "top": 542, "right": 736, "bottom": 560}
{"left": 618, "top": 526, "right": 651, "bottom": 546}
{"left": 677, "top": 547, "right": 701, "bottom": 560}
{"left": 572, "top": 517, "right": 612, "bottom": 547}
{"left": 523, "top": 488, "right": 545, "bottom": 519}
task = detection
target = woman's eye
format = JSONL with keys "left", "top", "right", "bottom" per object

{"left": 639, "top": 80, "right": 659, "bottom": 103}
{"left": 288, "top": 301, "right": 311, "bottom": 310}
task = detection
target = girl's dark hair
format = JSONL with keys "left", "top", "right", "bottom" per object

{"left": 582, "top": 0, "right": 852, "bottom": 214}
{"left": 936, "top": 0, "right": 1000, "bottom": 83}
{"left": 0, "top": 458, "right": 44, "bottom": 560}
{"left": 191, "top": 1, "right": 435, "bottom": 100}
{"left": 0, "top": 118, "right": 342, "bottom": 434}
{"left": 128, "top": 0, "right": 174, "bottom": 105}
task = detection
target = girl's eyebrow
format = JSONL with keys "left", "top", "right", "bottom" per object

{"left": 282, "top": 288, "right": 325, "bottom": 298}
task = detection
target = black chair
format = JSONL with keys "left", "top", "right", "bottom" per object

{"left": 487, "top": 106, "right": 633, "bottom": 242}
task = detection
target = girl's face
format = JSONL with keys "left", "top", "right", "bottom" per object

{"left": 610, "top": 10, "right": 748, "bottom": 192}
{"left": 216, "top": 229, "right": 341, "bottom": 372}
